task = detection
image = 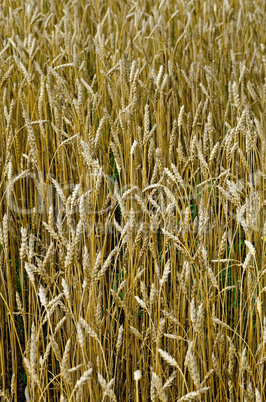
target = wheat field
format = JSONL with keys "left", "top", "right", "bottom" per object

{"left": 0, "top": 0, "right": 265, "bottom": 400}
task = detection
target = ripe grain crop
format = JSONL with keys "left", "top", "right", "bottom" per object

{"left": 0, "top": 0, "right": 266, "bottom": 400}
